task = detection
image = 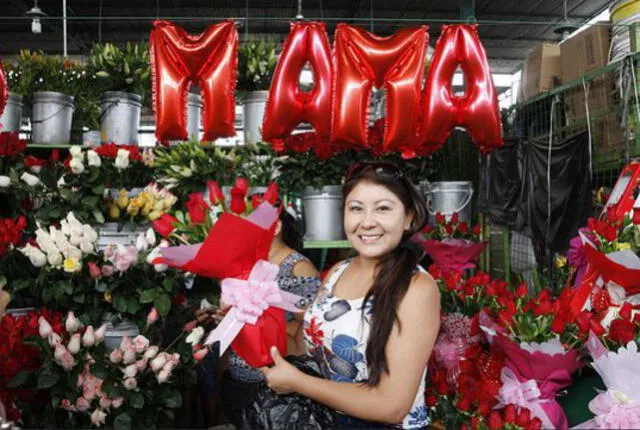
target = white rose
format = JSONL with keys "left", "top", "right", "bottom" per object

{"left": 57, "top": 175, "right": 67, "bottom": 187}
{"left": 69, "top": 158, "right": 85, "bottom": 175}
{"left": 87, "top": 150, "right": 101, "bottom": 167}
{"left": 135, "top": 234, "right": 148, "bottom": 252}
{"left": 68, "top": 234, "right": 82, "bottom": 247}
{"left": 20, "top": 244, "right": 47, "bottom": 267}
{"left": 0, "top": 175, "right": 10, "bottom": 187}
{"left": 145, "top": 229, "right": 156, "bottom": 246}
{"left": 185, "top": 327, "right": 204, "bottom": 346}
{"left": 59, "top": 220, "right": 71, "bottom": 236}
{"left": 115, "top": 149, "right": 130, "bottom": 170}
{"left": 82, "top": 224, "right": 98, "bottom": 243}
{"left": 20, "top": 172, "right": 40, "bottom": 187}
{"left": 80, "top": 240, "right": 94, "bottom": 255}
{"left": 69, "top": 145, "right": 83, "bottom": 159}
{"left": 47, "top": 251, "right": 63, "bottom": 267}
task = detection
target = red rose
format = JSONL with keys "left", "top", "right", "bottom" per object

{"left": 451, "top": 212, "right": 459, "bottom": 224}
{"left": 251, "top": 194, "right": 263, "bottom": 209}
{"left": 230, "top": 187, "right": 247, "bottom": 214}
{"left": 206, "top": 180, "right": 225, "bottom": 205}
{"left": 526, "top": 417, "right": 542, "bottom": 430}
{"left": 24, "top": 155, "right": 47, "bottom": 168}
{"left": 435, "top": 212, "right": 446, "bottom": 225}
{"left": 503, "top": 404, "right": 517, "bottom": 424}
{"left": 516, "top": 408, "right": 531, "bottom": 427}
{"left": 152, "top": 214, "right": 178, "bottom": 238}
{"left": 551, "top": 316, "right": 566, "bottom": 334}
{"left": 609, "top": 319, "right": 636, "bottom": 345}
{"left": 590, "top": 319, "right": 606, "bottom": 336}
{"left": 606, "top": 209, "right": 618, "bottom": 223}
{"left": 516, "top": 283, "right": 529, "bottom": 298}
{"left": 619, "top": 302, "right": 633, "bottom": 321}
{"left": 472, "top": 224, "right": 482, "bottom": 236}
{"left": 445, "top": 224, "right": 454, "bottom": 235}
{"left": 498, "top": 310, "right": 513, "bottom": 327}
{"left": 186, "top": 193, "right": 210, "bottom": 224}
{"left": 422, "top": 224, "right": 433, "bottom": 234}
{"left": 234, "top": 177, "right": 249, "bottom": 196}
{"left": 576, "top": 311, "right": 592, "bottom": 334}
{"left": 457, "top": 396, "right": 472, "bottom": 412}
{"left": 458, "top": 222, "right": 469, "bottom": 234}
{"left": 633, "top": 209, "right": 640, "bottom": 225}
{"left": 538, "top": 289, "right": 552, "bottom": 302}
{"left": 425, "top": 393, "right": 437, "bottom": 407}
{"left": 263, "top": 182, "right": 279, "bottom": 205}
{"left": 603, "top": 224, "right": 618, "bottom": 242}
{"left": 488, "top": 411, "right": 503, "bottom": 430}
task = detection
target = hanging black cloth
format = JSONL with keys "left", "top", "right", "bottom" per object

{"left": 519, "top": 131, "right": 592, "bottom": 252}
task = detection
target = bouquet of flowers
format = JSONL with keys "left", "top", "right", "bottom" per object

{"left": 479, "top": 285, "right": 590, "bottom": 429}
{"left": 105, "top": 183, "right": 177, "bottom": 229}
{"left": 418, "top": 212, "right": 485, "bottom": 272}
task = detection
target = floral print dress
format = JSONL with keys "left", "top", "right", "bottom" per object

{"left": 303, "top": 260, "right": 429, "bottom": 429}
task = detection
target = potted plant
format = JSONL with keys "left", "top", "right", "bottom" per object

{"left": 1, "top": 54, "right": 35, "bottom": 133}
{"left": 275, "top": 150, "right": 355, "bottom": 241}
{"left": 21, "top": 50, "right": 80, "bottom": 145}
{"left": 87, "top": 42, "right": 150, "bottom": 145}
{"left": 237, "top": 39, "right": 277, "bottom": 145}
{"left": 235, "top": 143, "right": 279, "bottom": 195}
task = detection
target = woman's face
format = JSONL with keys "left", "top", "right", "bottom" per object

{"left": 344, "top": 180, "right": 413, "bottom": 260}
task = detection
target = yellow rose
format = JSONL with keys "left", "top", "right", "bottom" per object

{"left": 63, "top": 257, "right": 82, "bottom": 273}
{"left": 141, "top": 200, "right": 154, "bottom": 216}
{"left": 108, "top": 204, "right": 120, "bottom": 219}
{"left": 104, "top": 290, "right": 112, "bottom": 303}
{"left": 153, "top": 200, "right": 165, "bottom": 212}
{"left": 148, "top": 210, "right": 163, "bottom": 221}
{"left": 116, "top": 189, "right": 129, "bottom": 209}
{"left": 127, "top": 205, "right": 140, "bottom": 217}
{"left": 555, "top": 254, "right": 567, "bottom": 269}
{"left": 616, "top": 242, "right": 631, "bottom": 251}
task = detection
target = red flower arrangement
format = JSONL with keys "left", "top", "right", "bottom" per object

{"left": 94, "top": 142, "right": 143, "bottom": 162}
{"left": 0, "top": 132, "right": 27, "bottom": 158}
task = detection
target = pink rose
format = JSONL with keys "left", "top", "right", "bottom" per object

{"left": 135, "top": 359, "right": 148, "bottom": 372}
{"left": 123, "top": 348, "right": 136, "bottom": 365}
{"left": 48, "top": 332, "right": 62, "bottom": 347}
{"left": 193, "top": 348, "right": 208, "bottom": 362}
{"left": 90, "top": 409, "right": 107, "bottom": 426}
{"left": 132, "top": 335, "right": 150, "bottom": 354}
{"left": 111, "top": 397, "right": 124, "bottom": 409}
{"left": 94, "top": 324, "right": 107, "bottom": 342}
{"left": 87, "top": 262, "right": 102, "bottom": 279}
{"left": 123, "top": 377, "right": 137, "bottom": 391}
{"left": 157, "top": 369, "right": 171, "bottom": 384}
{"left": 82, "top": 326, "right": 96, "bottom": 348}
{"left": 109, "top": 348, "right": 123, "bottom": 364}
{"left": 101, "top": 264, "right": 115, "bottom": 277}
{"left": 38, "top": 317, "right": 52, "bottom": 338}
{"left": 75, "top": 397, "right": 90, "bottom": 412}
{"left": 54, "top": 344, "right": 67, "bottom": 361}
{"left": 82, "top": 374, "right": 103, "bottom": 401}
{"left": 65, "top": 311, "right": 81, "bottom": 333}
{"left": 143, "top": 346, "right": 159, "bottom": 360}
{"left": 60, "top": 399, "right": 75, "bottom": 411}
{"left": 150, "top": 354, "right": 167, "bottom": 372}
{"left": 120, "top": 336, "right": 132, "bottom": 350}
{"left": 99, "top": 395, "right": 111, "bottom": 409}
{"left": 68, "top": 333, "right": 81, "bottom": 354}
{"left": 59, "top": 351, "right": 76, "bottom": 371}
{"left": 146, "top": 308, "right": 159, "bottom": 325}
{"left": 122, "top": 364, "right": 138, "bottom": 379}
{"left": 77, "top": 373, "right": 85, "bottom": 388}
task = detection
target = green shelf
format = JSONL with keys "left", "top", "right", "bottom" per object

{"left": 303, "top": 240, "right": 351, "bottom": 249}
{"left": 27, "top": 144, "right": 78, "bottom": 149}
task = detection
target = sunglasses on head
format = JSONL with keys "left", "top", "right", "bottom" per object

{"left": 344, "top": 161, "right": 405, "bottom": 183}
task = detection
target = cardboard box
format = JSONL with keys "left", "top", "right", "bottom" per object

{"left": 521, "top": 43, "right": 561, "bottom": 101}
{"left": 564, "top": 74, "right": 616, "bottom": 121}
{"left": 593, "top": 116, "right": 626, "bottom": 171}
{"left": 560, "top": 22, "right": 611, "bottom": 84}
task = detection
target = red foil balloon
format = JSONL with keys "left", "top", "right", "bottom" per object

{"left": 0, "top": 61, "right": 8, "bottom": 121}
{"left": 262, "top": 21, "right": 333, "bottom": 151}
{"left": 417, "top": 25, "right": 502, "bottom": 154}
{"left": 332, "top": 24, "right": 428, "bottom": 154}
{"left": 150, "top": 20, "right": 237, "bottom": 143}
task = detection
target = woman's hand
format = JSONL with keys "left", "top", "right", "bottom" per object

{"left": 260, "top": 346, "right": 303, "bottom": 395}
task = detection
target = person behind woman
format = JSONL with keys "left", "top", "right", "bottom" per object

{"left": 261, "top": 161, "right": 441, "bottom": 429}
{"left": 197, "top": 198, "right": 321, "bottom": 427}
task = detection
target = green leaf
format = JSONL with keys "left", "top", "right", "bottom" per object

{"left": 113, "top": 412, "right": 132, "bottom": 430}
{"left": 129, "top": 391, "right": 144, "bottom": 409}
{"left": 8, "top": 370, "right": 34, "bottom": 388}
{"left": 163, "top": 389, "right": 182, "bottom": 408}
{"left": 73, "top": 293, "right": 85, "bottom": 304}
{"left": 114, "top": 295, "right": 128, "bottom": 313}
{"left": 162, "top": 278, "right": 175, "bottom": 292}
{"left": 39, "top": 167, "right": 58, "bottom": 188}
{"left": 90, "top": 363, "right": 109, "bottom": 379}
{"left": 92, "top": 184, "right": 105, "bottom": 195}
{"left": 140, "top": 288, "right": 158, "bottom": 303}
{"left": 127, "top": 298, "right": 141, "bottom": 314}
{"left": 82, "top": 195, "right": 100, "bottom": 208}
{"left": 154, "top": 293, "right": 171, "bottom": 316}
{"left": 37, "top": 368, "right": 60, "bottom": 389}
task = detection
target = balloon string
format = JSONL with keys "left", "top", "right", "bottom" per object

{"left": 546, "top": 95, "right": 559, "bottom": 247}
{"left": 582, "top": 78, "right": 592, "bottom": 184}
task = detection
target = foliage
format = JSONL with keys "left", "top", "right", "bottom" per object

{"left": 237, "top": 39, "right": 278, "bottom": 93}
{"left": 87, "top": 42, "right": 151, "bottom": 103}
{"left": 17, "top": 50, "right": 82, "bottom": 96}
{"left": 2, "top": 55, "right": 35, "bottom": 98}
{"left": 234, "top": 143, "right": 280, "bottom": 185}
{"left": 274, "top": 150, "right": 355, "bottom": 194}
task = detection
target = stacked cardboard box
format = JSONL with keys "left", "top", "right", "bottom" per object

{"left": 520, "top": 43, "right": 561, "bottom": 101}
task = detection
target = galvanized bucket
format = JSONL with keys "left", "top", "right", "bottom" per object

{"left": 423, "top": 181, "right": 474, "bottom": 225}
{"left": 0, "top": 92, "right": 23, "bottom": 132}
{"left": 302, "top": 185, "right": 344, "bottom": 241}
{"left": 243, "top": 90, "right": 268, "bottom": 145}
{"left": 187, "top": 92, "right": 202, "bottom": 141}
{"left": 32, "top": 91, "right": 75, "bottom": 144}
{"left": 100, "top": 91, "right": 142, "bottom": 145}
{"left": 102, "top": 314, "right": 140, "bottom": 351}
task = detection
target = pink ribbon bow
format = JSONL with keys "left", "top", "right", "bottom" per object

{"left": 204, "top": 260, "right": 303, "bottom": 354}
{"left": 590, "top": 391, "right": 640, "bottom": 429}
{"left": 497, "top": 367, "right": 554, "bottom": 429}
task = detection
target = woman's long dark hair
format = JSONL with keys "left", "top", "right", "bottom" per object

{"left": 279, "top": 207, "right": 303, "bottom": 253}
{"left": 342, "top": 163, "right": 428, "bottom": 386}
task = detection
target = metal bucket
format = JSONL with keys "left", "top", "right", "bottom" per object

{"left": 302, "top": 185, "right": 344, "bottom": 241}
{"left": 0, "top": 93, "right": 23, "bottom": 132}
{"left": 31, "top": 91, "right": 74, "bottom": 144}
{"left": 243, "top": 90, "right": 268, "bottom": 145}
{"left": 102, "top": 314, "right": 140, "bottom": 351}
{"left": 423, "top": 181, "right": 474, "bottom": 225}
{"left": 100, "top": 91, "right": 142, "bottom": 145}
{"left": 187, "top": 92, "right": 202, "bottom": 141}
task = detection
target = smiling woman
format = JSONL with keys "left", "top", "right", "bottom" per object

{"left": 258, "top": 161, "right": 441, "bottom": 429}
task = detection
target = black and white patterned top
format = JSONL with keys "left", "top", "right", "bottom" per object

{"left": 227, "top": 252, "right": 321, "bottom": 382}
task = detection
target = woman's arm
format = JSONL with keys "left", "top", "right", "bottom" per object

{"left": 286, "top": 260, "right": 320, "bottom": 355}
{"left": 263, "top": 272, "right": 441, "bottom": 424}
